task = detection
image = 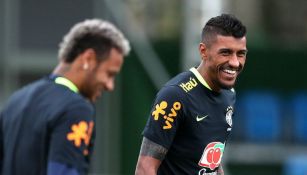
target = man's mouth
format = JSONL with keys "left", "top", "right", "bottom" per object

{"left": 222, "top": 69, "right": 236, "bottom": 75}
{"left": 220, "top": 68, "right": 238, "bottom": 78}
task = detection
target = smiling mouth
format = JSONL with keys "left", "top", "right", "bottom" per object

{"left": 221, "top": 68, "right": 238, "bottom": 77}
{"left": 222, "top": 69, "right": 236, "bottom": 75}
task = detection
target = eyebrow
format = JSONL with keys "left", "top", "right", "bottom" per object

{"left": 218, "top": 48, "right": 248, "bottom": 53}
{"left": 218, "top": 48, "right": 232, "bottom": 53}
{"left": 240, "top": 49, "right": 248, "bottom": 53}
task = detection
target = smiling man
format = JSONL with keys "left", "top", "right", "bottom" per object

{"left": 135, "top": 14, "right": 247, "bottom": 175}
{"left": 0, "top": 19, "right": 130, "bottom": 175}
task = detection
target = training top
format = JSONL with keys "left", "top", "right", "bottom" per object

{"left": 0, "top": 75, "right": 95, "bottom": 175}
{"left": 143, "top": 67, "right": 235, "bottom": 175}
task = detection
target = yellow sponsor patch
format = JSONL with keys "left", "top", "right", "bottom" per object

{"left": 152, "top": 101, "right": 181, "bottom": 129}
{"left": 179, "top": 77, "right": 198, "bottom": 92}
{"left": 152, "top": 101, "right": 168, "bottom": 120}
{"left": 67, "top": 120, "right": 94, "bottom": 155}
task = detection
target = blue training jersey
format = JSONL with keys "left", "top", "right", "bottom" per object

{"left": 143, "top": 68, "right": 236, "bottom": 175}
{"left": 0, "top": 76, "right": 95, "bottom": 175}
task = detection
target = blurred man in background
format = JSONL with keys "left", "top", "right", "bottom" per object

{"left": 0, "top": 19, "right": 130, "bottom": 175}
{"left": 135, "top": 14, "right": 247, "bottom": 175}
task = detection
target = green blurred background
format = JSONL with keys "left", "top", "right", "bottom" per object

{"left": 1, "top": 0, "right": 307, "bottom": 174}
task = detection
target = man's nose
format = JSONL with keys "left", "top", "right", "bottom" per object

{"left": 105, "top": 80, "right": 114, "bottom": 91}
{"left": 229, "top": 55, "right": 240, "bottom": 68}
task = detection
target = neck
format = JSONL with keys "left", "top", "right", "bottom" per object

{"left": 197, "top": 62, "right": 220, "bottom": 92}
{"left": 52, "top": 62, "right": 82, "bottom": 91}
{"left": 53, "top": 62, "right": 71, "bottom": 76}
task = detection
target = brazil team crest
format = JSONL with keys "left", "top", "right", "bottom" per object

{"left": 225, "top": 106, "right": 233, "bottom": 127}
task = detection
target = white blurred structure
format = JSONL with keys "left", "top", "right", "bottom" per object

{"left": 181, "top": 0, "right": 225, "bottom": 70}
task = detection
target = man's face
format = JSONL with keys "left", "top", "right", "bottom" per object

{"left": 82, "top": 48, "right": 124, "bottom": 102}
{"left": 200, "top": 35, "right": 247, "bottom": 91}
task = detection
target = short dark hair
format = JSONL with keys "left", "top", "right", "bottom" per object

{"left": 58, "top": 19, "right": 130, "bottom": 63}
{"left": 201, "top": 14, "right": 246, "bottom": 46}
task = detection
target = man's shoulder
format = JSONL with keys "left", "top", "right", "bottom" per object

{"left": 164, "top": 70, "right": 203, "bottom": 95}
{"left": 165, "top": 71, "right": 193, "bottom": 87}
{"left": 153, "top": 71, "right": 195, "bottom": 104}
{"left": 158, "top": 71, "right": 192, "bottom": 95}
{"left": 7, "top": 77, "right": 91, "bottom": 110}
{"left": 7, "top": 78, "right": 49, "bottom": 101}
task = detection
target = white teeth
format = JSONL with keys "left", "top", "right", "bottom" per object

{"left": 223, "top": 69, "right": 236, "bottom": 74}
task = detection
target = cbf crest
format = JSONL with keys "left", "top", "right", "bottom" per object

{"left": 225, "top": 106, "right": 233, "bottom": 127}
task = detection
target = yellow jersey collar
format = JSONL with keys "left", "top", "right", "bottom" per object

{"left": 189, "top": 67, "right": 212, "bottom": 91}
{"left": 55, "top": 77, "right": 79, "bottom": 93}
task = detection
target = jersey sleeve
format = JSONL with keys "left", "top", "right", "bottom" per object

{"left": 47, "top": 161, "right": 79, "bottom": 175}
{"left": 142, "top": 85, "right": 186, "bottom": 149}
{"left": 48, "top": 101, "right": 95, "bottom": 175}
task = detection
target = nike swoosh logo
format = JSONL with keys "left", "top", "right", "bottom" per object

{"left": 196, "top": 115, "right": 208, "bottom": 122}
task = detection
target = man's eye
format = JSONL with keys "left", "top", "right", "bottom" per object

{"left": 221, "top": 51, "right": 231, "bottom": 56}
{"left": 108, "top": 72, "right": 116, "bottom": 77}
{"left": 237, "top": 52, "right": 247, "bottom": 57}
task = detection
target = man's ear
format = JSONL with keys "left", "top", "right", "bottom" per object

{"left": 199, "top": 43, "right": 208, "bottom": 60}
{"left": 81, "top": 48, "right": 98, "bottom": 71}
